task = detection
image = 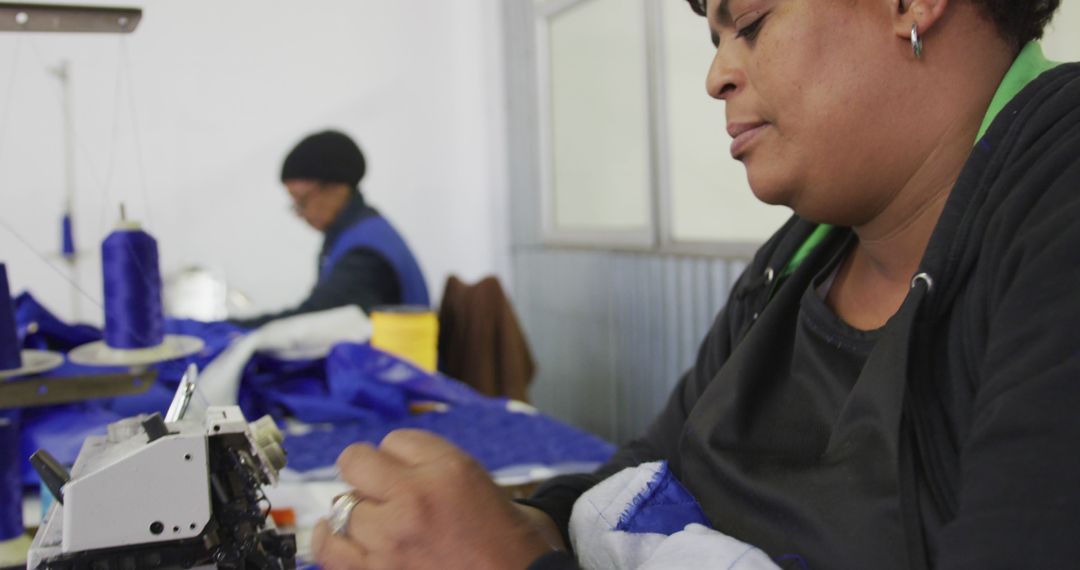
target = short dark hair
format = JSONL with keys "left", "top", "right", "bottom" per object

{"left": 681, "top": 0, "right": 1061, "bottom": 48}
{"left": 281, "top": 130, "right": 366, "bottom": 188}
{"left": 969, "top": 0, "right": 1060, "bottom": 47}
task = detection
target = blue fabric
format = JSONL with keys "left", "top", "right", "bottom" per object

{"left": 285, "top": 400, "right": 614, "bottom": 474}
{"left": 12, "top": 294, "right": 612, "bottom": 488}
{"left": 326, "top": 343, "right": 502, "bottom": 414}
{"left": 281, "top": 342, "right": 613, "bottom": 473}
{"left": 320, "top": 216, "right": 430, "bottom": 306}
{"left": 234, "top": 343, "right": 514, "bottom": 426}
{"left": 16, "top": 292, "right": 103, "bottom": 353}
{"left": 615, "top": 461, "right": 712, "bottom": 536}
{"left": 326, "top": 344, "right": 412, "bottom": 418}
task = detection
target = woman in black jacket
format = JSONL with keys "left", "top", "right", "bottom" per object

{"left": 314, "top": 0, "right": 1079, "bottom": 568}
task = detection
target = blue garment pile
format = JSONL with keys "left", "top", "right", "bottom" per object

{"left": 11, "top": 293, "right": 614, "bottom": 485}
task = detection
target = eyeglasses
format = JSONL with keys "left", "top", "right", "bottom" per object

{"left": 288, "top": 184, "right": 329, "bottom": 215}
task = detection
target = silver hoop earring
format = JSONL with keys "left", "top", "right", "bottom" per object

{"left": 911, "top": 23, "right": 923, "bottom": 59}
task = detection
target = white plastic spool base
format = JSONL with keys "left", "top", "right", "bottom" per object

{"left": 67, "top": 335, "right": 204, "bottom": 367}
{"left": 0, "top": 350, "right": 65, "bottom": 380}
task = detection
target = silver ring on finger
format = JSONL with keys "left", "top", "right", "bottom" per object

{"left": 329, "top": 493, "right": 362, "bottom": 537}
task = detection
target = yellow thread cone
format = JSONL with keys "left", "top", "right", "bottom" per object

{"left": 370, "top": 306, "right": 438, "bottom": 372}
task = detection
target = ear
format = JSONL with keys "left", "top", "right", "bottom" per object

{"left": 892, "top": 0, "right": 949, "bottom": 40}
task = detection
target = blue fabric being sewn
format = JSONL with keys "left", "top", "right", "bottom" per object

{"left": 614, "top": 461, "right": 712, "bottom": 536}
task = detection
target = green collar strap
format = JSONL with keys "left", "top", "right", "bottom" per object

{"left": 977, "top": 42, "right": 1059, "bottom": 141}
{"left": 780, "top": 223, "right": 832, "bottom": 278}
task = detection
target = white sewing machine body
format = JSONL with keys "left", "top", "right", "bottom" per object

{"left": 27, "top": 368, "right": 294, "bottom": 570}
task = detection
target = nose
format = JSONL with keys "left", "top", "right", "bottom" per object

{"left": 706, "top": 44, "right": 743, "bottom": 101}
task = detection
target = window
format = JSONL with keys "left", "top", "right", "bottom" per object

{"left": 534, "top": 0, "right": 790, "bottom": 252}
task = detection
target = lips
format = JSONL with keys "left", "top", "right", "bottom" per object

{"left": 728, "top": 121, "right": 769, "bottom": 159}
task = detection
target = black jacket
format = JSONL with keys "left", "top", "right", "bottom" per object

{"left": 526, "top": 63, "right": 1080, "bottom": 569}
{"left": 231, "top": 193, "right": 401, "bottom": 329}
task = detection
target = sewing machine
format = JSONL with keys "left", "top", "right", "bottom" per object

{"left": 25, "top": 366, "right": 296, "bottom": 569}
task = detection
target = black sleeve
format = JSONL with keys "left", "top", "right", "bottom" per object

{"left": 525, "top": 551, "right": 580, "bottom": 570}
{"left": 934, "top": 129, "right": 1080, "bottom": 568}
{"left": 229, "top": 248, "right": 401, "bottom": 329}
{"left": 520, "top": 301, "right": 741, "bottom": 551}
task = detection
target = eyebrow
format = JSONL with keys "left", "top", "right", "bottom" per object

{"left": 714, "top": 0, "right": 734, "bottom": 27}
{"left": 708, "top": 0, "right": 732, "bottom": 47}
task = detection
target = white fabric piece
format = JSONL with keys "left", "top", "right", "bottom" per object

{"left": 639, "top": 524, "right": 779, "bottom": 570}
{"left": 569, "top": 461, "right": 780, "bottom": 570}
{"left": 250, "top": 304, "right": 373, "bottom": 359}
{"left": 197, "top": 305, "right": 372, "bottom": 405}
{"left": 570, "top": 461, "right": 668, "bottom": 570}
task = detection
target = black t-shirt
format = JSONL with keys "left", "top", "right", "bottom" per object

{"left": 671, "top": 231, "right": 907, "bottom": 568}
{"left": 528, "top": 233, "right": 910, "bottom": 569}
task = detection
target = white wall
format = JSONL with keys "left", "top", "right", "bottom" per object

{"left": 0, "top": 0, "right": 510, "bottom": 324}
{"left": 1043, "top": 1, "right": 1080, "bottom": 61}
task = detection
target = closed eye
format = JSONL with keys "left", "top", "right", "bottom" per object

{"left": 735, "top": 13, "right": 768, "bottom": 42}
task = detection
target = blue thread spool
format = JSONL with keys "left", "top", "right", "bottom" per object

{"left": 61, "top": 213, "right": 75, "bottom": 258}
{"left": 0, "top": 411, "right": 21, "bottom": 541}
{"left": 0, "top": 264, "right": 22, "bottom": 372}
{"left": 101, "top": 226, "right": 165, "bottom": 349}
{"left": 0, "top": 275, "right": 21, "bottom": 541}
{"left": 68, "top": 219, "right": 204, "bottom": 367}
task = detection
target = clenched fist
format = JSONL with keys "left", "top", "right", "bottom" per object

{"left": 312, "top": 429, "right": 555, "bottom": 570}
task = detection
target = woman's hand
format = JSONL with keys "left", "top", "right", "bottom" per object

{"left": 311, "top": 429, "right": 553, "bottom": 570}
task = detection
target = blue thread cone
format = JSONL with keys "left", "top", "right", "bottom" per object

{"left": 0, "top": 411, "right": 21, "bottom": 540}
{"left": 0, "top": 264, "right": 23, "bottom": 371}
{"left": 61, "top": 213, "right": 75, "bottom": 258}
{"left": 102, "top": 229, "right": 165, "bottom": 349}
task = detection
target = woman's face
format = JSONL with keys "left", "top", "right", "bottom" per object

{"left": 706, "top": 0, "right": 921, "bottom": 225}
{"left": 286, "top": 180, "right": 350, "bottom": 232}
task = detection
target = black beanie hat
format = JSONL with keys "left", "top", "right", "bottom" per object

{"left": 280, "top": 130, "right": 366, "bottom": 187}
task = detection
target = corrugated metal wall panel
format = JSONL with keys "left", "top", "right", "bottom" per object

{"left": 513, "top": 249, "right": 747, "bottom": 443}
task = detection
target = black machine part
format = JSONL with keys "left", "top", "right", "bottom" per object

{"left": 29, "top": 449, "right": 70, "bottom": 506}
